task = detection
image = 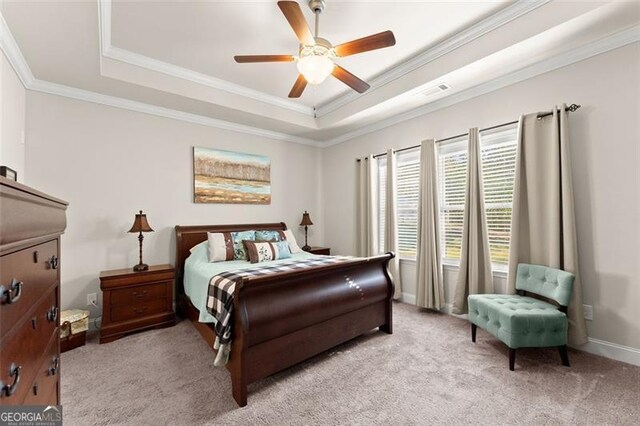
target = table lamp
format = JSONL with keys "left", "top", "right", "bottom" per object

{"left": 128, "top": 210, "right": 154, "bottom": 271}
{"left": 299, "top": 211, "right": 313, "bottom": 251}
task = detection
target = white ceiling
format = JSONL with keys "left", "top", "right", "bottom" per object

{"left": 110, "top": 0, "right": 508, "bottom": 106}
{"left": 1, "top": 1, "right": 638, "bottom": 145}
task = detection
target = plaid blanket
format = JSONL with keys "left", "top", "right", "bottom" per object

{"left": 206, "top": 255, "right": 354, "bottom": 366}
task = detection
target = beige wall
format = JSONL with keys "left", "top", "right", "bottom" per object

{"left": 25, "top": 92, "right": 324, "bottom": 317}
{"left": 322, "top": 44, "right": 640, "bottom": 350}
{"left": 0, "top": 52, "right": 26, "bottom": 182}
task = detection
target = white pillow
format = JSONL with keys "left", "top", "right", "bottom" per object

{"left": 283, "top": 229, "right": 303, "bottom": 254}
{"left": 188, "top": 241, "right": 206, "bottom": 254}
{"left": 207, "top": 232, "right": 234, "bottom": 262}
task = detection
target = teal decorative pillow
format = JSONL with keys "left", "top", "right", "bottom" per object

{"left": 231, "top": 231, "right": 255, "bottom": 261}
{"left": 244, "top": 240, "right": 292, "bottom": 263}
{"left": 255, "top": 230, "right": 286, "bottom": 242}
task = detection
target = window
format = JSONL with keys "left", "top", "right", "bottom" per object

{"left": 438, "top": 138, "right": 468, "bottom": 263}
{"left": 437, "top": 125, "right": 518, "bottom": 269}
{"left": 377, "top": 150, "right": 420, "bottom": 259}
{"left": 480, "top": 125, "right": 518, "bottom": 267}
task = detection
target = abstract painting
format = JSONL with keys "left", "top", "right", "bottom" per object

{"left": 193, "top": 147, "right": 271, "bottom": 204}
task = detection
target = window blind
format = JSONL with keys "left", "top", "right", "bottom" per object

{"left": 480, "top": 125, "right": 518, "bottom": 266}
{"left": 377, "top": 157, "right": 387, "bottom": 254}
{"left": 396, "top": 150, "right": 420, "bottom": 258}
{"left": 438, "top": 138, "right": 468, "bottom": 263}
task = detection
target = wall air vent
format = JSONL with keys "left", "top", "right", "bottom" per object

{"left": 420, "top": 83, "right": 450, "bottom": 98}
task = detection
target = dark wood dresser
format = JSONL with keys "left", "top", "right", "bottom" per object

{"left": 99, "top": 264, "right": 175, "bottom": 344}
{"left": 0, "top": 177, "right": 68, "bottom": 405}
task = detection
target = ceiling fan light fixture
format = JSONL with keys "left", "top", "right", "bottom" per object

{"left": 296, "top": 54, "right": 334, "bottom": 85}
{"left": 296, "top": 42, "right": 335, "bottom": 85}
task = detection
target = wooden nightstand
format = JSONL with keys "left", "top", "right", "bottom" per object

{"left": 307, "top": 246, "right": 331, "bottom": 255}
{"left": 99, "top": 264, "right": 176, "bottom": 343}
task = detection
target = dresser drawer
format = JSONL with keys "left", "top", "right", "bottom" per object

{"left": 110, "top": 282, "right": 168, "bottom": 307}
{"left": 0, "top": 288, "right": 58, "bottom": 405}
{"left": 110, "top": 298, "right": 168, "bottom": 323}
{"left": 0, "top": 240, "right": 58, "bottom": 338}
{"left": 22, "top": 332, "right": 59, "bottom": 406}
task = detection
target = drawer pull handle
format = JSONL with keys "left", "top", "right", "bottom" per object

{"left": 1, "top": 363, "right": 21, "bottom": 397}
{"left": 134, "top": 307, "right": 147, "bottom": 314}
{"left": 47, "top": 306, "right": 59, "bottom": 322}
{"left": 33, "top": 250, "right": 39, "bottom": 263}
{"left": 48, "top": 357, "right": 59, "bottom": 376}
{"left": 133, "top": 290, "right": 148, "bottom": 299}
{"left": 0, "top": 279, "right": 23, "bottom": 305}
{"left": 48, "top": 255, "right": 59, "bottom": 270}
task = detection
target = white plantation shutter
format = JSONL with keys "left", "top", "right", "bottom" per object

{"left": 377, "top": 157, "right": 387, "bottom": 254}
{"left": 396, "top": 150, "right": 420, "bottom": 258}
{"left": 438, "top": 138, "right": 468, "bottom": 263}
{"left": 480, "top": 125, "right": 518, "bottom": 267}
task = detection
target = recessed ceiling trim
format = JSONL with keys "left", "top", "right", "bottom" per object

{"left": 322, "top": 25, "right": 640, "bottom": 147}
{"left": 0, "top": 12, "right": 322, "bottom": 148}
{"left": 314, "top": 0, "right": 551, "bottom": 118}
{"left": 98, "top": 0, "right": 315, "bottom": 117}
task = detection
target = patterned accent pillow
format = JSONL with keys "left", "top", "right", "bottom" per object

{"left": 206, "top": 232, "right": 235, "bottom": 262}
{"left": 230, "top": 231, "right": 256, "bottom": 261}
{"left": 254, "top": 230, "right": 286, "bottom": 242}
{"left": 243, "top": 240, "right": 292, "bottom": 264}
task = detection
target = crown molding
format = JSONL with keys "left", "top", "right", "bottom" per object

{"left": 98, "top": 0, "right": 315, "bottom": 117}
{"left": 0, "top": 12, "right": 322, "bottom": 147}
{"left": 0, "top": 12, "right": 34, "bottom": 87}
{"left": 322, "top": 25, "right": 640, "bottom": 147}
{"left": 29, "top": 80, "right": 323, "bottom": 147}
{"left": 314, "top": 0, "right": 552, "bottom": 118}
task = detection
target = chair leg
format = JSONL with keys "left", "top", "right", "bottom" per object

{"left": 509, "top": 348, "right": 516, "bottom": 371}
{"left": 559, "top": 345, "right": 570, "bottom": 367}
{"left": 471, "top": 323, "right": 477, "bottom": 343}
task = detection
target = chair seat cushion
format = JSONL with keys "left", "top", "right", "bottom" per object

{"left": 468, "top": 294, "right": 568, "bottom": 349}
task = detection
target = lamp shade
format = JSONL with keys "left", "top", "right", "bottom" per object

{"left": 128, "top": 210, "right": 154, "bottom": 233}
{"left": 299, "top": 211, "right": 313, "bottom": 227}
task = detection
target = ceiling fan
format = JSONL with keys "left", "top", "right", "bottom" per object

{"left": 234, "top": 0, "right": 396, "bottom": 98}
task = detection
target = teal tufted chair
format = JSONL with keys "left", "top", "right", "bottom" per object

{"left": 468, "top": 264, "right": 575, "bottom": 370}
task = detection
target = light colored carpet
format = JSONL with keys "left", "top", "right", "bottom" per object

{"left": 61, "top": 302, "right": 639, "bottom": 425}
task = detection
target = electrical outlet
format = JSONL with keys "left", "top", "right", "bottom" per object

{"left": 87, "top": 293, "right": 98, "bottom": 307}
{"left": 583, "top": 304, "right": 593, "bottom": 321}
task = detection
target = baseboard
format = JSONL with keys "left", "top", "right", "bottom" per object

{"left": 398, "top": 295, "right": 640, "bottom": 366}
{"left": 400, "top": 292, "right": 416, "bottom": 305}
{"left": 574, "top": 338, "right": 640, "bottom": 366}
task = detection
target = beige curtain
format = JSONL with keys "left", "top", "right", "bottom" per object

{"left": 508, "top": 105, "right": 587, "bottom": 345}
{"left": 357, "top": 155, "right": 378, "bottom": 257}
{"left": 452, "top": 128, "right": 493, "bottom": 314}
{"left": 384, "top": 149, "right": 402, "bottom": 299}
{"left": 416, "top": 139, "right": 444, "bottom": 310}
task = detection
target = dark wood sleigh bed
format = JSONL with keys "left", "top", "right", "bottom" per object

{"left": 174, "top": 222, "right": 395, "bottom": 407}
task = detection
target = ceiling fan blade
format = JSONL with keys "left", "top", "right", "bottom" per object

{"left": 334, "top": 30, "right": 396, "bottom": 57}
{"left": 332, "top": 65, "right": 370, "bottom": 93}
{"left": 288, "top": 74, "right": 307, "bottom": 98}
{"left": 278, "top": 1, "right": 315, "bottom": 45}
{"left": 234, "top": 55, "right": 295, "bottom": 63}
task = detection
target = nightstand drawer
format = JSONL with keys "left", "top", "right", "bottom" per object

{"left": 110, "top": 298, "right": 168, "bottom": 323}
{"left": 110, "top": 282, "right": 168, "bottom": 306}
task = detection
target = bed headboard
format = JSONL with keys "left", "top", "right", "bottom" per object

{"left": 174, "top": 222, "right": 287, "bottom": 295}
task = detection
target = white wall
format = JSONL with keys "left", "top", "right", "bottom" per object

{"left": 0, "top": 52, "right": 26, "bottom": 182}
{"left": 25, "top": 92, "right": 324, "bottom": 317}
{"left": 322, "top": 44, "right": 640, "bottom": 351}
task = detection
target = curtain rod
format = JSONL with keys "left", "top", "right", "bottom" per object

{"left": 356, "top": 104, "right": 581, "bottom": 161}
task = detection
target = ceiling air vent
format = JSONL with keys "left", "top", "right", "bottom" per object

{"left": 420, "top": 83, "right": 450, "bottom": 98}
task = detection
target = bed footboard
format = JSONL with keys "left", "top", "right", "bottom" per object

{"left": 229, "top": 253, "right": 394, "bottom": 406}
